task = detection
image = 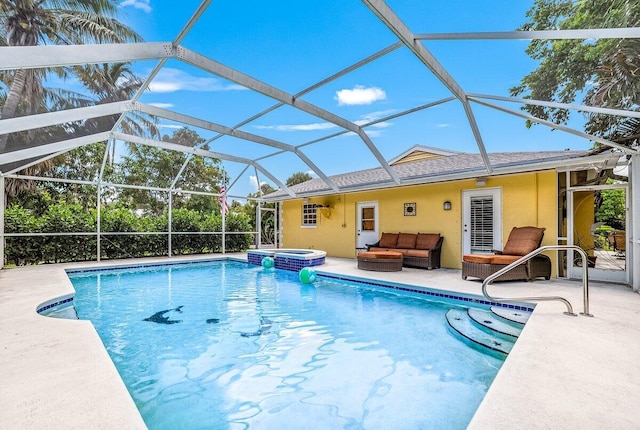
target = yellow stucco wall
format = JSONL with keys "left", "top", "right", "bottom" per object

{"left": 281, "top": 171, "right": 557, "bottom": 271}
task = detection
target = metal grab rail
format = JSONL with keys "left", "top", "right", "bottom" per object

{"left": 481, "top": 245, "right": 593, "bottom": 317}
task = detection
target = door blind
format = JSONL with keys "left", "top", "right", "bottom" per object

{"left": 470, "top": 196, "right": 494, "bottom": 253}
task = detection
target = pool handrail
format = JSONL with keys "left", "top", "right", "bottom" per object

{"left": 481, "top": 245, "right": 592, "bottom": 317}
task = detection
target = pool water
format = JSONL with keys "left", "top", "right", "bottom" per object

{"left": 68, "top": 260, "right": 504, "bottom": 429}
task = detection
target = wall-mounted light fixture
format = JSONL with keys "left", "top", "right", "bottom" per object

{"left": 475, "top": 177, "right": 487, "bottom": 187}
{"left": 443, "top": 201, "right": 452, "bottom": 211}
{"left": 303, "top": 197, "right": 309, "bottom": 203}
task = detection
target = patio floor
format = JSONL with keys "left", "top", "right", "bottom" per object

{"left": 1, "top": 254, "right": 639, "bottom": 428}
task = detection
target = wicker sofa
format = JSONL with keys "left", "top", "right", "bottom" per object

{"left": 462, "top": 226, "right": 551, "bottom": 282}
{"left": 366, "top": 232, "right": 443, "bottom": 269}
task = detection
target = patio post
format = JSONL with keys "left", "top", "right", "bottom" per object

{"left": 632, "top": 154, "right": 640, "bottom": 292}
{"left": 221, "top": 207, "right": 226, "bottom": 255}
{"left": 256, "top": 202, "right": 261, "bottom": 249}
{"left": 97, "top": 183, "right": 101, "bottom": 262}
{"left": 168, "top": 191, "right": 172, "bottom": 258}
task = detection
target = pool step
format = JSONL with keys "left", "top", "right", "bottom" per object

{"left": 445, "top": 309, "right": 515, "bottom": 356}
{"left": 467, "top": 308, "right": 522, "bottom": 339}
{"left": 490, "top": 306, "right": 532, "bottom": 325}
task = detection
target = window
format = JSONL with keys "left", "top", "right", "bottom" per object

{"left": 302, "top": 203, "right": 318, "bottom": 226}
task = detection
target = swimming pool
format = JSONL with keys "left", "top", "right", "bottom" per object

{"left": 67, "top": 260, "right": 515, "bottom": 429}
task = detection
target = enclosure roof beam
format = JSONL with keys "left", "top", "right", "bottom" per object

{"left": 177, "top": 47, "right": 401, "bottom": 185}
{"left": 135, "top": 103, "right": 339, "bottom": 191}
{"left": 1, "top": 101, "right": 130, "bottom": 135}
{"left": 361, "top": 0, "right": 492, "bottom": 175}
{"left": 416, "top": 28, "right": 640, "bottom": 41}
{"left": 113, "top": 132, "right": 296, "bottom": 197}
{"left": 470, "top": 98, "right": 638, "bottom": 154}
{"left": 206, "top": 41, "right": 403, "bottom": 145}
{"left": 468, "top": 93, "right": 640, "bottom": 119}
{"left": 0, "top": 43, "right": 173, "bottom": 70}
{"left": 113, "top": 132, "right": 253, "bottom": 165}
{"left": 0, "top": 132, "right": 111, "bottom": 165}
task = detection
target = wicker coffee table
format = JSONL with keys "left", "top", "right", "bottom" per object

{"left": 357, "top": 251, "right": 404, "bottom": 272}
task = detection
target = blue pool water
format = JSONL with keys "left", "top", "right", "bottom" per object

{"left": 68, "top": 260, "right": 505, "bottom": 429}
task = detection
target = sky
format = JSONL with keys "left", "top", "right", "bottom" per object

{"left": 108, "top": 0, "right": 595, "bottom": 199}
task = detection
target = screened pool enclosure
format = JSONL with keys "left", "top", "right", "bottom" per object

{"left": 0, "top": 1, "right": 639, "bottom": 288}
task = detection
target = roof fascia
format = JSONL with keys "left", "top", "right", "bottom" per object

{"left": 263, "top": 152, "right": 621, "bottom": 202}
{"left": 388, "top": 144, "right": 462, "bottom": 164}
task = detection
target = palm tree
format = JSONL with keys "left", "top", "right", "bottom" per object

{"left": 1, "top": 0, "right": 144, "bottom": 201}
{"left": 72, "top": 63, "right": 159, "bottom": 138}
{"left": 0, "top": 0, "right": 143, "bottom": 153}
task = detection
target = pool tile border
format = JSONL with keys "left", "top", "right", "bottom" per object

{"left": 61, "top": 257, "right": 535, "bottom": 314}
{"left": 317, "top": 272, "right": 535, "bottom": 312}
{"left": 36, "top": 295, "right": 74, "bottom": 314}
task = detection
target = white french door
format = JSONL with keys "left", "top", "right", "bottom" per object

{"left": 462, "top": 189, "right": 502, "bottom": 255}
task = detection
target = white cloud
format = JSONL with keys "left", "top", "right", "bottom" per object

{"left": 120, "top": 0, "right": 151, "bottom": 13}
{"left": 436, "top": 123, "right": 450, "bottom": 128}
{"left": 251, "top": 110, "right": 395, "bottom": 136}
{"left": 148, "top": 102, "right": 174, "bottom": 109}
{"left": 335, "top": 85, "right": 386, "bottom": 106}
{"left": 249, "top": 176, "right": 267, "bottom": 191}
{"left": 355, "top": 110, "right": 395, "bottom": 128}
{"left": 254, "top": 122, "right": 337, "bottom": 132}
{"left": 148, "top": 68, "right": 247, "bottom": 93}
{"left": 364, "top": 130, "right": 383, "bottom": 138}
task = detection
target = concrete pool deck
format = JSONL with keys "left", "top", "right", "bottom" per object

{"left": 1, "top": 254, "right": 639, "bottom": 429}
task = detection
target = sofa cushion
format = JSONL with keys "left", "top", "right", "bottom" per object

{"left": 416, "top": 233, "right": 440, "bottom": 250}
{"left": 358, "top": 251, "right": 403, "bottom": 259}
{"left": 379, "top": 233, "right": 399, "bottom": 248}
{"left": 406, "top": 249, "right": 430, "bottom": 258}
{"left": 396, "top": 233, "right": 417, "bottom": 249}
{"left": 502, "top": 226, "right": 545, "bottom": 256}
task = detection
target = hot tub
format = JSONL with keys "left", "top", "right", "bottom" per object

{"left": 247, "top": 249, "right": 326, "bottom": 271}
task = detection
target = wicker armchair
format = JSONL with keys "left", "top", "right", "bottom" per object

{"left": 462, "top": 226, "right": 551, "bottom": 282}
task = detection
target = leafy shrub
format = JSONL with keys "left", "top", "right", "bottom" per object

{"left": 4, "top": 201, "right": 252, "bottom": 265}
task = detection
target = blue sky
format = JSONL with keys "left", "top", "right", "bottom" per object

{"left": 113, "top": 0, "right": 592, "bottom": 199}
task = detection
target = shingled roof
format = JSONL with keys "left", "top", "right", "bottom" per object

{"left": 263, "top": 149, "right": 595, "bottom": 201}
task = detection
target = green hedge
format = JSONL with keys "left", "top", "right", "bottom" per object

{"left": 4, "top": 202, "right": 253, "bottom": 266}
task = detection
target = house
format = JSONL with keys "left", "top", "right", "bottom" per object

{"left": 264, "top": 145, "right": 631, "bottom": 285}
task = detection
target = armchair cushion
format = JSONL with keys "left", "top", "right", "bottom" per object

{"left": 502, "top": 226, "right": 546, "bottom": 256}
{"left": 463, "top": 254, "right": 494, "bottom": 264}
